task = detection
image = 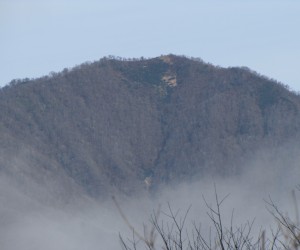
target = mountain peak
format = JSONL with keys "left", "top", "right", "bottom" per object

{"left": 1, "top": 55, "right": 299, "bottom": 197}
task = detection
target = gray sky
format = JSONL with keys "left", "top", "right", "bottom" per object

{"left": 1, "top": 0, "right": 300, "bottom": 91}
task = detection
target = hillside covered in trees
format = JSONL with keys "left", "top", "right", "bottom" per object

{"left": 1, "top": 55, "right": 300, "bottom": 198}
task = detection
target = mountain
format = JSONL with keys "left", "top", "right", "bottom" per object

{"left": 1, "top": 55, "right": 300, "bottom": 198}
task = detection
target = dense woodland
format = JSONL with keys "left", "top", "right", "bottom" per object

{"left": 1, "top": 55, "right": 300, "bottom": 198}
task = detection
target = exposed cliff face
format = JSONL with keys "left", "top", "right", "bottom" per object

{"left": 1, "top": 55, "right": 300, "bottom": 197}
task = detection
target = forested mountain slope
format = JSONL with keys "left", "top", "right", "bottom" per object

{"left": 1, "top": 55, "right": 299, "bottom": 197}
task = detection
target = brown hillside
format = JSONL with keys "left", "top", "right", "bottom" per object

{"left": 1, "top": 55, "right": 299, "bottom": 197}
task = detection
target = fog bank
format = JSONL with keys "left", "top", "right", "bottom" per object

{"left": 1, "top": 142, "right": 300, "bottom": 250}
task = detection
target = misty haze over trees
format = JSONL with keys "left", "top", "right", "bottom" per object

{"left": 1, "top": 55, "right": 300, "bottom": 249}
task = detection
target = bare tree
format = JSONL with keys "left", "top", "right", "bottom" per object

{"left": 266, "top": 193, "right": 300, "bottom": 250}
{"left": 116, "top": 187, "right": 257, "bottom": 250}
{"left": 117, "top": 187, "right": 300, "bottom": 250}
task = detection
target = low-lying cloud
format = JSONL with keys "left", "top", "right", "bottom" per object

{"left": 1, "top": 141, "right": 300, "bottom": 250}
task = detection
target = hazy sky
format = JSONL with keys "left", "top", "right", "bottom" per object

{"left": 1, "top": 0, "right": 300, "bottom": 90}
